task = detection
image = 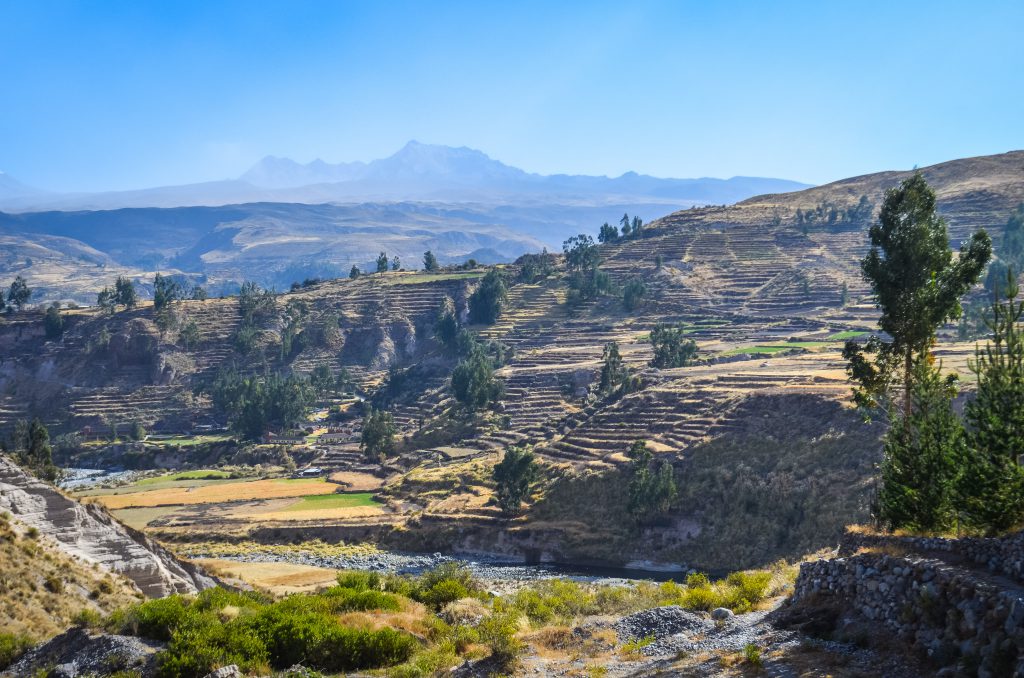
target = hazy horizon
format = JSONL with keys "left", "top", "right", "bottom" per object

{"left": 2, "top": 0, "right": 1022, "bottom": 192}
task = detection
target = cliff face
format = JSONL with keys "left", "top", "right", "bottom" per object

{"left": 0, "top": 455, "right": 215, "bottom": 597}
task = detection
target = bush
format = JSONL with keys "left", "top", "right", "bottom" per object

{"left": 477, "top": 609, "right": 523, "bottom": 666}
{"left": 112, "top": 587, "right": 417, "bottom": 677}
{"left": 418, "top": 580, "right": 470, "bottom": 610}
{"left": 0, "top": 632, "right": 33, "bottom": 670}
{"left": 335, "top": 570, "right": 382, "bottom": 591}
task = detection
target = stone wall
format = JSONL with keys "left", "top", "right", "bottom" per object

{"left": 792, "top": 548, "right": 1024, "bottom": 677}
{"left": 840, "top": 530, "right": 1024, "bottom": 587}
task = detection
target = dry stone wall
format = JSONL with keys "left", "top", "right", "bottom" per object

{"left": 792, "top": 532, "right": 1024, "bottom": 677}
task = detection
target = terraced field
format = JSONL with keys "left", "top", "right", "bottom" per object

{"left": 4, "top": 150, "right": 1022, "bottom": 569}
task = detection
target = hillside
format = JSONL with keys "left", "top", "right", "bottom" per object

{"left": 0, "top": 150, "right": 1021, "bottom": 573}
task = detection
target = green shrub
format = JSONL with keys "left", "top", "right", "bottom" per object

{"left": 111, "top": 586, "right": 418, "bottom": 677}
{"left": 727, "top": 571, "right": 772, "bottom": 604}
{"left": 477, "top": 610, "right": 523, "bottom": 666}
{"left": 0, "top": 632, "right": 34, "bottom": 670}
{"left": 321, "top": 587, "right": 401, "bottom": 612}
{"left": 743, "top": 642, "right": 763, "bottom": 667}
{"left": 111, "top": 595, "right": 193, "bottom": 641}
{"left": 418, "top": 579, "right": 470, "bottom": 609}
{"left": 335, "top": 570, "right": 382, "bottom": 591}
{"left": 72, "top": 607, "right": 104, "bottom": 629}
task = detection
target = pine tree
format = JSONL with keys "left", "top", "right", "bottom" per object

{"left": 957, "top": 271, "right": 1024, "bottom": 533}
{"left": 877, "top": 359, "right": 965, "bottom": 532}
{"left": 376, "top": 252, "right": 389, "bottom": 273}
{"left": 598, "top": 342, "right": 625, "bottom": 394}
{"left": 468, "top": 269, "right": 507, "bottom": 324}
{"left": 349, "top": 265, "right": 360, "bottom": 279}
{"left": 845, "top": 173, "right": 991, "bottom": 417}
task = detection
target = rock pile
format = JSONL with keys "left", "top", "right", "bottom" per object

{"left": 615, "top": 605, "right": 712, "bottom": 643}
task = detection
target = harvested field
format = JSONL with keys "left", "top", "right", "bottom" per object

{"left": 193, "top": 558, "right": 338, "bottom": 594}
{"left": 89, "top": 477, "right": 335, "bottom": 509}
{"left": 328, "top": 471, "right": 386, "bottom": 491}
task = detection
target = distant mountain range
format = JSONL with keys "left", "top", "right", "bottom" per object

{"left": 0, "top": 142, "right": 814, "bottom": 303}
{"left": 0, "top": 141, "right": 811, "bottom": 212}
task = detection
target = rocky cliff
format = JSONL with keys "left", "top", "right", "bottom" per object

{"left": 0, "top": 455, "right": 215, "bottom": 597}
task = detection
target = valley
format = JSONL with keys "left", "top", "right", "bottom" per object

{"left": 2, "top": 149, "right": 1023, "bottom": 677}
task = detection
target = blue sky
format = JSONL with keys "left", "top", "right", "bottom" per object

{"left": 1, "top": 0, "right": 1022, "bottom": 191}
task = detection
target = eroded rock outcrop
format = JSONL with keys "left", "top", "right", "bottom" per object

{"left": 0, "top": 455, "right": 215, "bottom": 597}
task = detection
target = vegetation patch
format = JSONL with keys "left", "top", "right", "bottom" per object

{"left": 280, "top": 492, "right": 380, "bottom": 511}
{"left": 390, "top": 271, "right": 483, "bottom": 285}
{"left": 826, "top": 330, "right": 867, "bottom": 341}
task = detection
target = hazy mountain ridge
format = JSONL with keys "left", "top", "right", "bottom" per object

{"left": 0, "top": 141, "right": 812, "bottom": 212}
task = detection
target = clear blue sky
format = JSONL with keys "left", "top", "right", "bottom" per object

{"left": 1, "top": 0, "right": 1022, "bottom": 192}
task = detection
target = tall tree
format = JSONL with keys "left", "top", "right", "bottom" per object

{"left": 7, "top": 276, "right": 31, "bottom": 310}
{"left": 451, "top": 345, "right": 503, "bottom": 411}
{"left": 360, "top": 407, "right": 396, "bottom": 461}
{"left": 493, "top": 445, "right": 539, "bottom": 516}
{"left": 844, "top": 173, "right": 991, "bottom": 417}
{"left": 957, "top": 272, "right": 1024, "bottom": 533}
{"left": 598, "top": 341, "right": 626, "bottom": 395}
{"left": 423, "top": 250, "right": 439, "bottom": 272}
{"left": 650, "top": 324, "right": 698, "bottom": 368}
{"left": 114, "top": 276, "right": 138, "bottom": 309}
{"left": 376, "top": 252, "right": 389, "bottom": 273}
{"left": 43, "top": 303, "right": 64, "bottom": 340}
{"left": 598, "top": 222, "right": 619, "bottom": 243}
{"left": 349, "top": 265, "right": 360, "bottom": 279}
{"left": 153, "top": 273, "right": 182, "bottom": 311}
{"left": 468, "top": 269, "right": 507, "bottom": 324}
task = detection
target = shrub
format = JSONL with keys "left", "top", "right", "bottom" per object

{"left": 477, "top": 610, "right": 523, "bottom": 666}
{"left": 727, "top": 571, "right": 772, "bottom": 605}
{"left": 0, "top": 632, "right": 33, "bottom": 670}
{"left": 72, "top": 608, "right": 104, "bottom": 629}
{"left": 743, "top": 642, "right": 763, "bottom": 667}
{"left": 418, "top": 580, "right": 470, "bottom": 610}
{"left": 112, "top": 587, "right": 417, "bottom": 676}
{"left": 335, "top": 570, "right": 382, "bottom": 591}
{"left": 321, "top": 587, "right": 401, "bottom": 613}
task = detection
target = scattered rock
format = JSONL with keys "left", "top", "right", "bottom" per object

{"left": 711, "top": 607, "right": 734, "bottom": 621}
{"left": 203, "top": 666, "right": 242, "bottom": 678}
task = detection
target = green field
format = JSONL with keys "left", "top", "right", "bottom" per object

{"left": 135, "top": 469, "right": 235, "bottom": 486}
{"left": 389, "top": 271, "right": 483, "bottom": 285}
{"left": 283, "top": 493, "right": 380, "bottom": 511}
{"left": 722, "top": 341, "right": 830, "bottom": 356}
{"left": 827, "top": 330, "right": 868, "bottom": 341}
{"left": 147, "top": 434, "right": 234, "bottom": 447}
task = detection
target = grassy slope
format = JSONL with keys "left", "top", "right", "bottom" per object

{"left": 0, "top": 512, "right": 141, "bottom": 641}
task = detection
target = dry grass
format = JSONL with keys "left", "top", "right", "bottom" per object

{"left": 0, "top": 514, "right": 141, "bottom": 641}
{"left": 193, "top": 559, "right": 338, "bottom": 595}
{"left": 328, "top": 471, "right": 386, "bottom": 491}
{"left": 88, "top": 478, "right": 335, "bottom": 509}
